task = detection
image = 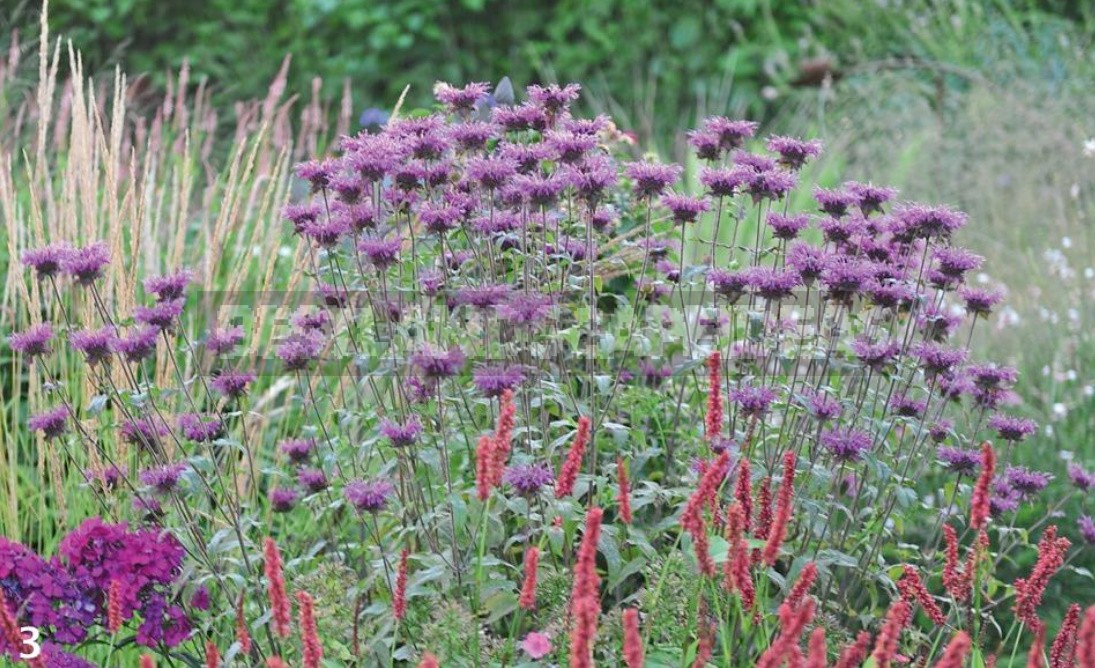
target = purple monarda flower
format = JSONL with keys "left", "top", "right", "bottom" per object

{"left": 814, "top": 187, "right": 856, "bottom": 217}
{"left": 821, "top": 428, "right": 873, "bottom": 462}
{"left": 986, "top": 413, "right": 1037, "bottom": 442}
{"left": 894, "top": 204, "right": 967, "bottom": 240}
{"left": 302, "top": 218, "right": 349, "bottom": 247}
{"left": 472, "top": 364, "right": 526, "bottom": 398}
{"left": 851, "top": 338, "right": 901, "bottom": 371}
{"left": 766, "top": 213, "right": 810, "bottom": 240}
{"left": 279, "top": 437, "right": 317, "bottom": 464}
{"left": 84, "top": 465, "right": 123, "bottom": 490}
{"left": 21, "top": 243, "right": 70, "bottom": 279}
{"left": 210, "top": 369, "right": 256, "bottom": 399}
{"left": 820, "top": 257, "right": 872, "bottom": 304}
{"left": 1068, "top": 464, "right": 1095, "bottom": 492}
{"left": 687, "top": 130, "right": 722, "bottom": 161}
{"left": 702, "top": 117, "right": 758, "bottom": 150}
{"left": 380, "top": 415, "right": 424, "bottom": 447}
{"left": 937, "top": 446, "right": 980, "bottom": 475}
{"left": 1079, "top": 516, "right": 1095, "bottom": 545}
{"left": 1004, "top": 466, "right": 1051, "bottom": 497}
{"left": 968, "top": 364, "right": 1018, "bottom": 390}
{"left": 61, "top": 241, "right": 110, "bottom": 285}
{"left": 140, "top": 463, "right": 189, "bottom": 494}
{"left": 449, "top": 121, "right": 498, "bottom": 151}
{"left": 277, "top": 331, "right": 324, "bottom": 372}
{"left": 358, "top": 237, "right": 402, "bottom": 269}
{"left": 699, "top": 166, "right": 751, "bottom": 198}
{"left": 766, "top": 136, "right": 822, "bottom": 170}
{"left": 295, "top": 158, "right": 339, "bottom": 192}
{"left": 932, "top": 247, "right": 983, "bottom": 281}
{"left": 503, "top": 463, "right": 555, "bottom": 496}
{"left": 206, "top": 326, "right": 245, "bottom": 356}
{"left": 526, "top": 83, "right": 581, "bottom": 114}
{"left": 9, "top": 323, "right": 54, "bottom": 358}
{"left": 284, "top": 202, "right": 323, "bottom": 233}
{"left": 292, "top": 309, "right": 330, "bottom": 333}
{"left": 546, "top": 130, "right": 597, "bottom": 163}
{"left": 134, "top": 299, "right": 185, "bottom": 332}
{"left": 456, "top": 284, "right": 512, "bottom": 310}
{"left": 846, "top": 182, "right": 896, "bottom": 216}
{"left": 708, "top": 269, "right": 749, "bottom": 303}
{"left": 344, "top": 479, "right": 395, "bottom": 512}
{"left": 929, "top": 420, "right": 953, "bottom": 442}
{"left": 785, "top": 242, "right": 830, "bottom": 284}
{"left": 626, "top": 161, "right": 682, "bottom": 199}
{"left": 660, "top": 193, "right": 711, "bottom": 224}
{"left": 70, "top": 327, "right": 116, "bottom": 366}
{"left": 806, "top": 392, "right": 842, "bottom": 422}
{"left": 270, "top": 487, "right": 299, "bottom": 513}
{"left": 144, "top": 269, "right": 193, "bottom": 302}
{"left": 746, "top": 169, "right": 797, "bottom": 203}
{"left": 411, "top": 346, "right": 465, "bottom": 379}
{"left": 120, "top": 417, "right": 169, "bottom": 451}
{"left": 734, "top": 151, "right": 776, "bottom": 173}
{"left": 889, "top": 394, "right": 927, "bottom": 418}
{"left": 298, "top": 468, "right": 329, "bottom": 493}
{"left": 959, "top": 287, "right": 1003, "bottom": 316}
{"left": 913, "top": 342, "right": 968, "bottom": 377}
{"left": 177, "top": 413, "right": 224, "bottom": 442}
{"left": 729, "top": 383, "right": 777, "bottom": 418}
{"left": 435, "top": 81, "right": 491, "bottom": 113}
{"left": 747, "top": 267, "right": 801, "bottom": 301}
{"left": 113, "top": 326, "right": 159, "bottom": 362}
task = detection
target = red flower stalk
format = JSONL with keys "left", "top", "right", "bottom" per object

{"left": 1014, "top": 526, "right": 1071, "bottom": 628}
{"left": 235, "top": 593, "right": 252, "bottom": 655}
{"left": 871, "top": 600, "right": 911, "bottom": 668}
{"left": 722, "top": 502, "right": 755, "bottom": 610}
{"left": 762, "top": 452, "right": 797, "bottom": 567}
{"left": 1028, "top": 625, "right": 1047, "bottom": 668}
{"left": 491, "top": 389, "right": 517, "bottom": 485}
{"left": 569, "top": 507, "right": 604, "bottom": 668}
{"left": 942, "top": 524, "right": 968, "bottom": 602}
{"left": 476, "top": 434, "right": 495, "bottom": 501}
{"left": 555, "top": 416, "right": 591, "bottom": 498}
{"left": 394, "top": 548, "right": 410, "bottom": 621}
{"left": 140, "top": 656, "right": 156, "bottom": 668}
{"left": 205, "top": 641, "right": 220, "bottom": 668}
{"left": 519, "top": 547, "right": 540, "bottom": 611}
{"left": 683, "top": 453, "right": 730, "bottom": 576}
{"left": 1077, "top": 605, "right": 1095, "bottom": 668}
{"left": 705, "top": 351, "right": 723, "bottom": 442}
{"left": 692, "top": 620, "right": 714, "bottom": 668}
{"left": 733, "top": 458, "right": 753, "bottom": 531}
{"left": 757, "top": 598, "right": 816, "bottom": 668}
{"left": 786, "top": 561, "right": 818, "bottom": 609}
{"left": 897, "top": 565, "right": 946, "bottom": 626}
{"left": 107, "top": 578, "right": 123, "bottom": 634}
{"left": 297, "top": 591, "right": 324, "bottom": 668}
{"left": 266, "top": 659, "right": 289, "bottom": 668}
{"left": 418, "top": 653, "right": 441, "bottom": 668}
{"left": 1049, "top": 604, "right": 1080, "bottom": 668}
{"left": 1, "top": 590, "right": 26, "bottom": 661}
{"left": 835, "top": 631, "right": 874, "bottom": 668}
{"left": 806, "top": 627, "right": 828, "bottom": 668}
{"left": 970, "top": 441, "right": 996, "bottom": 531}
{"left": 263, "top": 537, "right": 292, "bottom": 638}
{"left": 755, "top": 476, "right": 773, "bottom": 539}
{"left": 934, "top": 631, "right": 971, "bottom": 668}
{"left": 623, "top": 608, "right": 644, "bottom": 668}
{"left": 617, "top": 457, "right": 633, "bottom": 525}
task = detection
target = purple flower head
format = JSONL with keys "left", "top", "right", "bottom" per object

{"left": 846, "top": 182, "right": 897, "bottom": 216}
{"left": 929, "top": 420, "right": 952, "bottom": 442}
{"left": 503, "top": 463, "right": 555, "bottom": 496}
{"left": 473, "top": 364, "right": 526, "bottom": 398}
{"left": 456, "top": 283, "right": 512, "bottom": 310}
{"left": 144, "top": 269, "right": 193, "bottom": 302}
{"left": 472, "top": 211, "right": 522, "bottom": 236}
{"left": 435, "top": 81, "right": 491, "bottom": 113}
{"left": 818, "top": 215, "right": 867, "bottom": 245}
{"left": 660, "top": 193, "right": 710, "bottom": 224}
{"left": 284, "top": 202, "right": 324, "bottom": 233}
{"left": 959, "top": 287, "right": 1003, "bottom": 316}
{"left": 466, "top": 156, "right": 517, "bottom": 190}
{"left": 746, "top": 267, "right": 801, "bottom": 301}
{"left": 412, "top": 345, "right": 465, "bottom": 379}
{"left": 345, "top": 135, "right": 406, "bottom": 182}
{"left": 890, "top": 394, "right": 927, "bottom": 418}
{"left": 968, "top": 364, "right": 1018, "bottom": 391}
{"left": 496, "top": 293, "right": 555, "bottom": 327}
{"left": 746, "top": 169, "right": 797, "bottom": 203}
{"left": 932, "top": 247, "right": 983, "bottom": 281}
{"left": 294, "top": 158, "right": 338, "bottom": 192}
{"left": 21, "top": 243, "right": 70, "bottom": 279}
{"left": 565, "top": 157, "right": 618, "bottom": 201}
{"left": 702, "top": 117, "right": 758, "bottom": 151}
{"left": 562, "top": 114, "right": 610, "bottom": 135}
{"left": 987, "top": 413, "right": 1037, "bottom": 442}
{"left": 69, "top": 327, "right": 116, "bottom": 366}
{"left": 1004, "top": 466, "right": 1052, "bottom": 498}
{"left": 330, "top": 172, "right": 364, "bottom": 203}
{"left": 277, "top": 331, "right": 324, "bottom": 372}
{"left": 766, "top": 136, "right": 822, "bottom": 170}
{"left": 345, "top": 478, "right": 395, "bottom": 512}
{"left": 291, "top": 309, "right": 330, "bottom": 332}
{"left": 656, "top": 259, "right": 681, "bottom": 283}
{"left": 418, "top": 203, "right": 462, "bottom": 236}
{"left": 867, "top": 281, "right": 917, "bottom": 310}
{"left": 358, "top": 237, "right": 403, "bottom": 270}
{"left": 527, "top": 83, "right": 581, "bottom": 114}
{"left": 937, "top": 446, "right": 981, "bottom": 475}
{"left": 177, "top": 413, "right": 224, "bottom": 442}
{"left": 814, "top": 187, "right": 857, "bottom": 217}
{"left": 699, "top": 166, "right": 751, "bottom": 197}
{"left": 734, "top": 151, "right": 776, "bottom": 173}
{"left": 113, "top": 326, "right": 159, "bottom": 363}
{"left": 766, "top": 213, "right": 810, "bottom": 240}
{"left": 418, "top": 269, "right": 445, "bottom": 298}
{"left": 188, "top": 586, "right": 210, "bottom": 612}
{"left": 729, "top": 383, "right": 778, "bottom": 418}
{"left": 449, "top": 121, "right": 498, "bottom": 151}
{"left": 298, "top": 468, "right": 329, "bottom": 493}
{"left": 1068, "top": 464, "right": 1095, "bottom": 492}
{"left": 626, "top": 161, "right": 682, "bottom": 199}
{"left": 270, "top": 487, "right": 299, "bottom": 513}
{"left": 140, "top": 462, "right": 189, "bottom": 494}
{"left": 913, "top": 342, "right": 968, "bottom": 377}
{"left": 120, "top": 417, "right": 169, "bottom": 451}
{"left": 821, "top": 427, "right": 873, "bottom": 462}
{"left": 820, "top": 257, "right": 873, "bottom": 304}
{"left": 380, "top": 415, "right": 424, "bottom": 447}
{"left": 590, "top": 207, "right": 618, "bottom": 232}
{"left": 61, "top": 241, "right": 110, "bottom": 285}
{"left": 852, "top": 338, "right": 901, "bottom": 371}
{"left": 895, "top": 204, "right": 967, "bottom": 240}
{"left": 1079, "top": 516, "right": 1095, "bottom": 545}
{"left": 206, "top": 326, "right": 245, "bottom": 356}
{"left": 688, "top": 130, "right": 723, "bottom": 161}
{"left": 707, "top": 269, "right": 750, "bottom": 304}
{"left": 134, "top": 299, "right": 185, "bottom": 332}
{"left": 805, "top": 392, "right": 842, "bottom": 422}
{"left": 9, "top": 323, "right": 54, "bottom": 358}
{"left": 546, "top": 130, "right": 598, "bottom": 163}
{"left": 318, "top": 282, "right": 349, "bottom": 307}
{"left": 302, "top": 217, "right": 349, "bottom": 247}
{"left": 990, "top": 485, "right": 1022, "bottom": 516}
{"left": 639, "top": 359, "right": 673, "bottom": 387}
{"left": 498, "top": 141, "right": 550, "bottom": 174}
{"left": 279, "top": 437, "right": 317, "bottom": 464}
{"left": 84, "top": 465, "right": 123, "bottom": 491}
{"left": 786, "top": 242, "right": 831, "bottom": 284}
{"left": 210, "top": 369, "right": 256, "bottom": 399}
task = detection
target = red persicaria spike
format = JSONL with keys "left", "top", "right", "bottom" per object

{"left": 519, "top": 547, "right": 540, "bottom": 611}
{"left": 941, "top": 524, "right": 967, "bottom": 602}
{"left": 897, "top": 565, "right": 946, "bottom": 626}
{"left": 1049, "top": 604, "right": 1081, "bottom": 668}
{"left": 933, "top": 631, "right": 971, "bottom": 668}
{"left": 683, "top": 452, "right": 729, "bottom": 576}
{"left": 1014, "top": 526, "right": 1071, "bottom": 628}
{"left": 1028, "top": 624, "right": 1047, "bottom": 668}
{"left": 786, "top": 562, "right": 818, "bottom": 609}
{"left": 762, "top": 451, "right": 796, "bottom": 567}
{"left": 569, "top": 507, "right": 604, "bottom": 668}
{"left": 266, "top": 658, "right": 289, "bottom": 668}
{"left": 139, "top": 656, "right": 156, "bottom": 668}
{"left": 1, "top": 591, "right": 28, "bottom": 661}
{"left": 297, "top": 591, "right": 324, "bottom": 668}
{"left": 491, "top": 389, "right": 517, "bottom": 485}
{"left": 1076, "top": 605, "right": 1095, "bottom": 668}
{"left": 394, "top": 548, "right": 410, "bottom": 621}
{"left": 205, "top": 641, "right": 220, "bottom": 668}
{"left": 691, "top": 619, "right": 714, "bottom": 668}
{"left": 871, "top": 599, "right": 911, "bottom": 668}
{"left": 757, "top": 598, "right": 815, "bottom": 668}
{"left": 476, "top": 434, "right": 495, "bottom": 501}
{"left": 418, "top": 653, "right": 441, "bottom": 668}
{"left": 705, "top": 350, "right": 723, "bottom": 442}
{"left": 263, "top": 537, "right": 292, "bottom": 638}
{"left": 806, "top": 627, "right": 828, "bottom": 668}
{"left": 235, "top": 593, "right": 252, "bottom": 655}
{"left": 835, "top": 631, "right": 874, "bottom": 668}
{"left": 555, "top": 416, "right": 591, "bottom": 498}
{"left": 617, "top": 457, "right": 633, "bottom": 525}
{"left": 970, "top": 441, "right": 996, "bottom": 531}
{"left": 723, "top": 502, "right": 746, "bottom": 592}
{"left": 622, "top": 608, "right": 644, "bottom": 668}
{"left": 755, "top": 476, "right": 774, "bottom": 540}
{"left": 734, "top": 457, "right": 753, "bottom": 531}
{"left": 107, "top": 578, "right": 123, "bottom": 634}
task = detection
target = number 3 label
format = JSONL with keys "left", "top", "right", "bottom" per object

{"left": 19, "top": 626, "right": 42, "bottom": 660}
